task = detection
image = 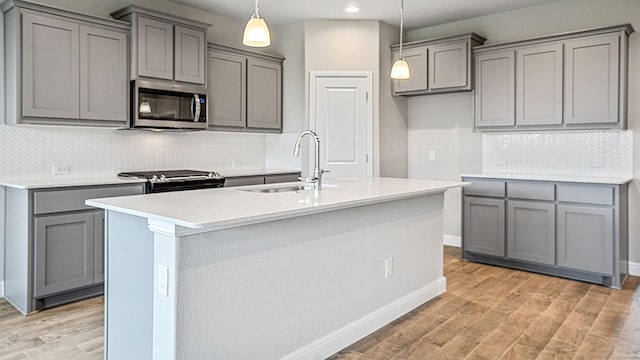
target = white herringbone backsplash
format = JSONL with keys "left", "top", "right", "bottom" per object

{"left": 0, "top": 125, "right": 267, "bottom": 179}
{"left": 482, "top": 130, "right": 633, "bottom": 177}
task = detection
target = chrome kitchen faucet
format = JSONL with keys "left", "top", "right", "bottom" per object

{"left": 293, "top": 130, "right": 329, "bottom": 189}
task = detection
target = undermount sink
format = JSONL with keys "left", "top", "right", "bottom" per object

{"left": 241, "top": 184, "right": 315, "bottom": 193}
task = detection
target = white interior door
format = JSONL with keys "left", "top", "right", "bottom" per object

{"left": 310, "top": 72, "right": 373, "bottom": 178}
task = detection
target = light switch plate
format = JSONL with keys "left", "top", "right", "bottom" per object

{"left": 158, "top": 264, "right": 169, "bottom": 297}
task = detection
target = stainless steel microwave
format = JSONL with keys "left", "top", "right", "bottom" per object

{"left": 131, "top": 80, "right": 207, "bottom": 130}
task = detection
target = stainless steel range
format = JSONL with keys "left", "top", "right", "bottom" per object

{"left": 118, "top": 170, "right": 225, "bottom": 193}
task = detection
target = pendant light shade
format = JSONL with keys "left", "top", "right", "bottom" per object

{"left": 391, "top": 0, "right": 410, "bottom": 79}
{"left": 243, "top": 0, "right": 271, "bottom": 47}
{"left": 390, "top": 59, "right": 410, "bottom": 79}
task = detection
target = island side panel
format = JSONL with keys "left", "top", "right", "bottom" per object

{"left": 105, "top": 211, "right": 154, "bottom": 360}
{"left": 164, "top": 193, "right": 445, "bottom": 359}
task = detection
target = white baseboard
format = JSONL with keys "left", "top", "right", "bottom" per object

{"left": 630, "top": 261, "right": 640, "bottom": 277}
{"left": 443, "top": 234, "right": 461, "bottom": 247}
{"left": 283, "top": 277, "right": 447, "bottom": 360}
{"left": 0, "top": 281, "right": 4, "bottom": 298}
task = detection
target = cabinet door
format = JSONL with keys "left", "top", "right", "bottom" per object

{"left": 463, "top": 197, "right": 505, "bottom": 257}
{"left": 22, "top": 13, "right": 79, "bottom": 119}
{"left": 34, "top": 213, "right": 95, "bottom": 297}
{"left": 94, "top": 211, "right": 105, "bottom": 284}
{"left": 137, "top": 16, "right": 173, "bottom": 80}
{"left": 208, "top": 51, "right": 246, "bottom": 127}
{"left": 174, "top": 26, "right": 206, "bottom": 84}
{"left": 392, "top": 47, "right": 428, "bottom": 94}
{"left": 247, "top": 58, "right": 282, "bottom": 130}
{"left": 516, "top": 44, "right": 563, "bottom": 126}
{"left": 428, "top": 41, "right": 468, "bottom": 90}
{"left": 474, "top": 50, "right": 515, "bottom": 127}
{"left": 564, "top": 35, "right": 619, "bottom": 125}
{"left": 557, "top": 204, "right": 613, "bottom": 275}
{"left": 507, "top": 201, "right": 555, "bottom": 265}
{"left": 79, "top": 25, "right": 128, "bottom": 122}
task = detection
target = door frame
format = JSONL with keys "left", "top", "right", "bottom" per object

{"left": 308, "top": 71, "right": 374, "bottom": 178}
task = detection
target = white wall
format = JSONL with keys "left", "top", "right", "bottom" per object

{"left": 406, "top": 0, "right": 640, "bottom": 263}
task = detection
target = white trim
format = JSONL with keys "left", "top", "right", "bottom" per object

{"left": 308, "top": 71, "right": 375, "bottom": 178}
{"left": 629, "top": 261, "right": 640, "bottom": 277}
{"left": 0, "top": 281, "right": 4, "bottom": 298}
{"left": 282, "top": 277, "right": 447, "bottom": 360}
{"left": 443, "top": 234, "right": 461, "bottom": 247}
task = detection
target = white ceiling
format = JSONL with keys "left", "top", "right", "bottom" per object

{"left": 170, "top": 0, "right": 561, "bottom": 29}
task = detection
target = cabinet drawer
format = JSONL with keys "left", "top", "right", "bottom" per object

{"left": 557, "top": 184, "right": 614, "bottom": 205}
{"left": 224, "top": 176, "right": 265, "bottom": 187}
{"left": 34, "top": 184, "right": 144, "bottom": 215}
{"left": 464, "top": 179, "right": 505, "bottom": 197}
{"left": 507, "top": 181, "right": 555, "bottom": 201}
{"left": 264, "top": 174, "right": 300, "bottom": 184}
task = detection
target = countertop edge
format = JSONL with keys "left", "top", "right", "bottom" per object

{"left": 460, "top": 173, "right": 633, "bottom": 185}
{"left": 87, "top": 181, "right": 468, "bottom": 231}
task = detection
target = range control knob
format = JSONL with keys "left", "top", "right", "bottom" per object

{"left": 151, "top": 175, "right": 159, "bottom": 182}
{"left": 160, "top": 175, "right": 167, "bottom": 182}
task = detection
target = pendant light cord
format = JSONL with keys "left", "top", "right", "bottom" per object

{"left": 399, "top": 0, "right": 404, "bottom": 59}
{"left": 255, "top": 0, "right": 260, "bottom": 18}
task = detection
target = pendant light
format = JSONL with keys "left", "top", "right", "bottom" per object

{"left": 243, "top": 0, "right": 271, "bottom": 47}
{"left": 390, "top": 0, "right": 410, "bottom": 79}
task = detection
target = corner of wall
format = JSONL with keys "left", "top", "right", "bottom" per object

{"left": 0, "top": 281, "right": 4, "bottom": 298}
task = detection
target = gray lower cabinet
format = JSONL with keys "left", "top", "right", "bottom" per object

{"left": 462, "top": 176, "right": 628, "bottom": 288}
{"left": 557, "top": 204, "right": 613, "bottom": 275}
{"left": 224, "top": 173, "right": 301, "bottom": 187}
{"left": 4, "top": 183, "right": 144, "bottom": 314}
{"left": 208, "top": 44, "right": 284, "bottom": 132}
{"left": 463, "top": 197, "right": 505, "bottom": 257}
{"left": 507, "top": 200, "right": 555, "bottom": 265}
{"left": 3, "top": 1, "right": 130, "bottom": 126}
{"left": 34, "top": 212, "right": 95, "bottom": 297}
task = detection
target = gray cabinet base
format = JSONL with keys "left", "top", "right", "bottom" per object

{"left": 462, "top": 251, "right": 627, "bottom": 289}
{"left": 37, "top": 283, "right": 104, "bottom": 310}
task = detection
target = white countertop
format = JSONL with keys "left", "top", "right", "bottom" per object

{"left": 0, "top": 168, "right": 301, "bottom": 189}
{"left": 461, "top": 173, "right": 633, "bottom": 185}
{"left": 0, "top": 176, "right": 147, "bottom": 189}
{"left": 87, "top": 177, "right": 467, "bottom": 230}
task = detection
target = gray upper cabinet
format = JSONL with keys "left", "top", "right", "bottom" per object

{"left": 208, "top": 50, "right": 246, "bottom": 127}
{"left": 3, "top": 1, "right": 130, "bottom": 127}
{"left": 247, "top": 58, "right": 282, "bottom": 130}
{"left": 136, "top": 16, "right": 173, "bottom": 80}
{"left": 174, "top": 25, "right": 206, "bottom": 84}
{"left": 111, "top": 6, "right": 210, "bottom": 85}
{"left": 515, "top": 44, "right": 563, "bottom": 126}
{"left": 21, "top": 13, "right": 80, "bottom": 119}
{"left": 564, "top": 35, "right": 620, "bottom": 125}
{"left": 391, "top": 33, "right": 485, "bottom": 96}
{"left": 429, "top": 41, "right": 468, "bottom": 90}
{"left": 474, "top": 50, "right": 515, "bottom": 127}
{"left": 473, "top": 24, "right": 632, "bottom": 131}
{"left": 392, "top": 47, "right": 428, "bottom": 94}
{"left": 208, "top": 44, "right": 284, "bottom": 133}
{"left": 80, "top": 25, "right": 128, "bottom": 121}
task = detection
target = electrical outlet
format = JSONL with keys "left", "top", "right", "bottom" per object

{"left": 428, "top": 150, "right": 436, "bottom": 161}
{"left": 384, "top": 258, "right": 393, "bottom": 278}
{"left": 158, "top": 264, "right": 169, "bottom": 297}
{"left": 52, "top": 164, "right": 70, "bottom": 175}
{"left": 496, "top": 161, "right": 508, "bottom": 170}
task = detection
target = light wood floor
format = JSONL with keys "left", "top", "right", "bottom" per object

{"left": 1, "top": 246, "right": 639, "bottom": 359}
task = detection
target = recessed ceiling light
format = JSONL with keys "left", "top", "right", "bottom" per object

{"left": 345, "top": 5, "right": 360, "bottom": 13}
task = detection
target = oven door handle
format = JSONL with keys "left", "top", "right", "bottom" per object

{"left": 193, "top": 94, "right": 201, "bottom": 122}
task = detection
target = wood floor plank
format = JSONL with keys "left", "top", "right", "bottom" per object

{"left": 2, "top": 246, "right": 639, "bottom": 360}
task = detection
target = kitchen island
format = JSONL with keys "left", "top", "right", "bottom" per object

{"left": 86, "top": 177, "right": 467, "bottom": 360}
